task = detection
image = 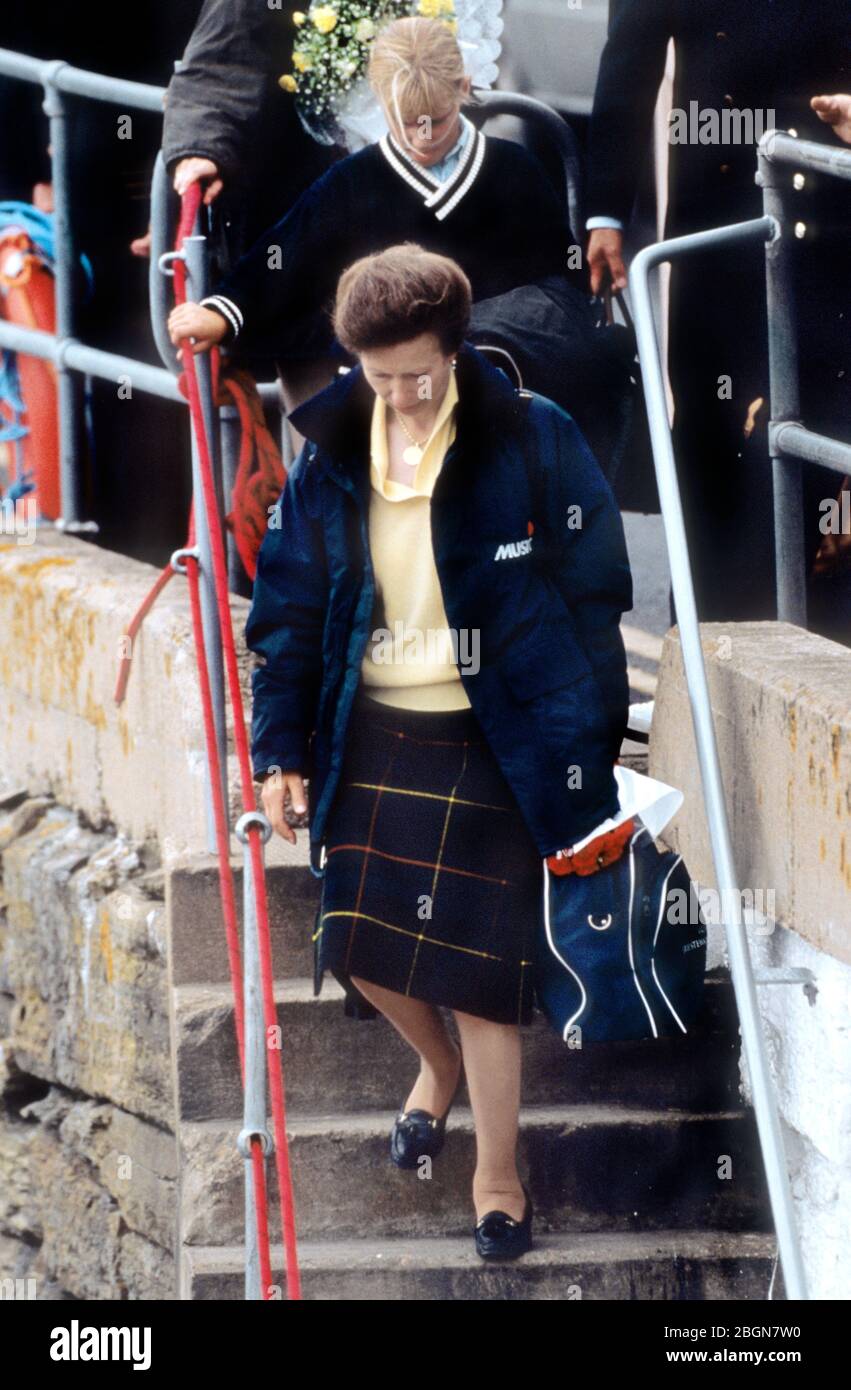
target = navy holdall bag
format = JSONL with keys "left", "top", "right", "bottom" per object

{"left": 535, "top": 821, "right": 708, "bottom": 1043}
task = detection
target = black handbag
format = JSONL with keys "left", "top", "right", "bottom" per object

{"left": 590, "top": 290, "right": 661, "bottom": 515}
{"left": 469, "top": 278, "right": 660, "bottom": 513}
{"left": 468, "top": 275, "right": 637, "bottom": 486}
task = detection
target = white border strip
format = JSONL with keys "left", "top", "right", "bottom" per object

{"left": 433, "top": 130, "right": 487, "bottom": 221}
{"left": 201, "top": 294, "right": 243, "bottom": 338}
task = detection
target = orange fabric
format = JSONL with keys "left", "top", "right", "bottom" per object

{"left": 546, "top": 816, "right": 637, "bottom": 876}
{"left": 0, "top": 231, "right": 60, "bottom": 520}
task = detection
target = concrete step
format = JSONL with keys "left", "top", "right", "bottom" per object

{"left": 179, "top": 1104, "right": 772, "bottom": 1245}
{"left": 168, "top": 859, "right": 318, "bottom": 987}
{"left": 182, "top": 1229, "right": 782, "bottom": 1301}
{"left": 173, "top": 975, "right": 743, "bottom": 1122}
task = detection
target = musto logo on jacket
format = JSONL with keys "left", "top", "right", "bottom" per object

{"left": 494, "top": 520, "right": 535, "bottom": 561}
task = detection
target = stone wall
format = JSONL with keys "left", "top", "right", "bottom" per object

{"left": 0, "top": 788, "right": 177, "bottom": 1299}
{"left": 0, "top": 528, "right": 251, "bottom": 1300}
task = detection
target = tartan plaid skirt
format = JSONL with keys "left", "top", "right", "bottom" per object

{"left": 313, "top": 685, "right": 545, "bottom": 1025}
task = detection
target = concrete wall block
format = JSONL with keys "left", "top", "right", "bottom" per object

{"left": 0, "top": 532, "right": 254, "bottom": 858}
{"left": 782, "top": 1124, "right": 848, "bottom": 1302}
{"left": 649, "top": 622, "right": 851, "bottom": 965}
{"left": 736, "top": 920, "right": 850, "bottom": 1169}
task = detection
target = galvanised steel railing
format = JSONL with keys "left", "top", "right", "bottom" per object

{"left": 0, "top": 48, "right": 277, "bottom": 1299}
{"left": 628, "top": 129, "right": 851, "bottom": 1301}
{"left": 5, "top": 46, "right": 837, "bottom": 1302}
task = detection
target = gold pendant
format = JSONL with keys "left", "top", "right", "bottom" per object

{"left": 402, "top": 444, "right": 422, "bottom": 468}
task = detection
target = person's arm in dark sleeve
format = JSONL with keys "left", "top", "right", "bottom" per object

{"left": 198, "top": 165, "right": 348, "bottom": 354}
{"left": 162, "top": 0, "right": 279, "bottom": 186}
{"left": 501, "top": 144, "right": 580, "bottom": 283}
{"left": 536, "top": 400, "right": 634, "bottom": 763}
{"left": 244, "top": 447, "right": 329, "bottom": 780}
{"left": 585, "top": 0, "right": 674, "bottom": 226}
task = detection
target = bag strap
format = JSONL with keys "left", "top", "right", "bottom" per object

{"left": 472, "top": 342, "right": 542, "bottom": 533}
{"left": 515, "top": 386, "right": 544, "bottom": 542}
{"left": 602, "top": 286, "right": 636, "bottom": 335}
{"left": 473, "top": 342, "right": 525, "bottom": 391}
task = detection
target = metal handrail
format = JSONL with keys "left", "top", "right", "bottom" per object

{"left": 149, "top": 151, "right": 182, "bottom": 375}
{"left": 0, "top": 48, "right": 169, "bottom": 525}
{"left": 758, "top": 128, "right": 851, "bottom": 626}
{"left": 6, "top": 43, "right": 827, "bottom": 1301}
{"left": 0, "top": 47, "right": 275, "bottom": 1298}
{"left": 0, "top": 48, "right": 165, "bottom": 110}
{"left": 0, "top": 52, "right": 234, "bottom": 824}
{"left": 0, "top": 55, "right": 229, "bottom": 828}
{"left": 625, "top": 125, "right": 851, "bottom": 1295}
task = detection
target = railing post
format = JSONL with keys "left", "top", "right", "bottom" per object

{"left": 149, "top": 153, "right": 180, "bottom": 375}
{"left": 182, "top": 232, "right": 229, "bottom": 853}
{"left": 235, "top": 811, "right": 274, "bottom": 1301}
{"left": 41, "top": 61, "right": 80, "bottom": 527}
{"left": 629, "top": 215, "right": 809, "bottom": 1302}
{"left": 220, "top": 403, "right": 252, "bottom": 597}
{"left": 758, "top": 132, "right": 807, "bottom": 627}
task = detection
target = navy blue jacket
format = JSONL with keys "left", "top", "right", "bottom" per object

{"left": 245, "top": 344, "right": 634, "bottom": 878}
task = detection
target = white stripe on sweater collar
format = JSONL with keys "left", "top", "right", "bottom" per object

{"left": 378, "top": 119, "right": 486, "bottom": 221}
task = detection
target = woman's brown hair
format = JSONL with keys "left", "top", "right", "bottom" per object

{"left": 333, "top": 243, "right": 471, "bottom": 355}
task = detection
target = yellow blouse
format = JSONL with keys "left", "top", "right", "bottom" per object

{"left": 359, "top": 371, "right": 472, "bottom": 711}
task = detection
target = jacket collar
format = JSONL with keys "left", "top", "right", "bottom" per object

{"left": 288, "top": 341, "right": 524, "bottom": 477}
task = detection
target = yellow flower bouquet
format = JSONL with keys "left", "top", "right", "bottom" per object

{"left": 278, "top": 0, "right": 502, "bottom": 148}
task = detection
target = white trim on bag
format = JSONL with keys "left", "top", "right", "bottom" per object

{"left": 650, "top": 854, "right": 689, "bottom": 1033}
{"left": 627, "top": 828, "right": 659, "bottom": 1037}
{"left": 542, "top": 859, "right": 588, "bottom": 1043}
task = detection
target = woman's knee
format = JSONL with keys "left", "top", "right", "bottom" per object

{"left": 452, "top": 1008, "right": 517, "bottom": 1033}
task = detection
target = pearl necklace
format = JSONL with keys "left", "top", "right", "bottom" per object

{"left": 394, "top": 409, "right": 430, "bottom": 468}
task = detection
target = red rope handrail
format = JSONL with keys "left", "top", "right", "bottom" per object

{"left": 115, "top": 185, "right": 301, "bottom": 1300}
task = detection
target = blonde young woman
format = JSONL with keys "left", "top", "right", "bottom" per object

{"left": 166, "top": 16, "right": 601, "bottom": 442}
{"left": 244, "top": 245, "right": 635, "bottom": 1258}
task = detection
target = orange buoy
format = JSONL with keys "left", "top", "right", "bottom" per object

{"left": 0, "top": 227, "right": 61, "bottom": 520}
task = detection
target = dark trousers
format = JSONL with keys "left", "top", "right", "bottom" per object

{"left": 666, "top": 240, "right": 851, "bottom": 647}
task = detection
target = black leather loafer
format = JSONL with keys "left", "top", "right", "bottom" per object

{"left": 474, "top": 1183, "right": 533, "bottom": 1260}
{"left": 389, "top": 1073, "right": 462, "bottom": 1170}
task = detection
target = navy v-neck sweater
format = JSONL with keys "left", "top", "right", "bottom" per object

{"left": 202, "top": 130, "right": 578, "bottom": 360}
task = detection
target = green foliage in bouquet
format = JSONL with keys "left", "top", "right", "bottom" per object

{"left": 279, "top": 0, "right": 458, "bottom": 117}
